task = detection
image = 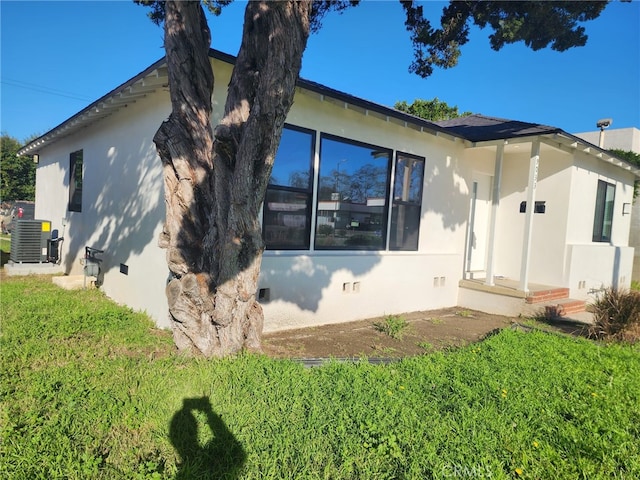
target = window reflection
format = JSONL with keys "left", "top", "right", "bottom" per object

{"left": 263, "top": 190, "right": 310, "bottom": 249}
{"left": 390, "top": 153, "right": 424, "bottom": 250}
{"left": 315, "top": 135, "right": 391, "bottom": 250}
{"left": 269, "top": 127, "right": 313, "bottom": 189}
{"left": 263, "top": 125, "right": 314, "bottom": 250}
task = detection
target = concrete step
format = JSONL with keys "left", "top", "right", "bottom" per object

{"left": 52, "top": 275, "right": 91, "bottom": 290}
{"left": 525, "top": 287, "right": 570, "bottom": 304}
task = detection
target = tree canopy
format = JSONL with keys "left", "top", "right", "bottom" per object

{"left": 402, "top": 0, "right": 608, "bottom": 77}
{"left": 394, "top": 98, "right": 472, "bottom": 122}
{"left": 1, "top": 134, "right": 35, "bottom": 202}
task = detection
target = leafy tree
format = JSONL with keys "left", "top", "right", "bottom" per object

{"left": 610, "top": 149, "right": 640, "bottom": 199}
{"left": 1, "top": 134, "right": 35, "bottom": 202}
{"left": 394, "top": 98, "right": 471, "bottom": 122}
{"left": 610, "top": 149, "right": 640, "bottom": 167}
{"left": 136, "top": 0, "right": 609, "bottom": 357}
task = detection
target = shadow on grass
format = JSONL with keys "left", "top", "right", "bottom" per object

{"left": 170, "top": 397, "right": 245, "bottom": 479}
{"left": 0, "top": 250, "right": 9, "bottom": 267}
{"left": 518, "top": 317, "right": 592, "bottom": 339}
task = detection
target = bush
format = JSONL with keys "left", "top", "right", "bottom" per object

{"left": 344, "top": 234, "right": 378, "bottom": 246}
{"left": 316, "top": 224, "right": 334, "bottom": 236}
{"left": 373, "top": 314, "right": 409, "bottom": 339}
{"left": 589, "top": 287, "right": 640, "bottom": 342}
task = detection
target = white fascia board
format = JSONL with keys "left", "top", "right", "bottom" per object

{"left": 543, "top": 133, "right": 640, "bottom": 178}
{"left": 17, "top": 58, "right": 168, "bottom": 156}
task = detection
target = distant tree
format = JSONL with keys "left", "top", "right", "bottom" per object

{"left": 610, "top": 149, "right": 640, "bottom": 167}
{"left": 348, "top": 164, "right": 387, "bottom": 203}
{"left": 136, "top": 0, "right": 610, "bottom": 357}
{"left": 289, "top": 171, "right": 310, "bottom": 189}
{"left": 610, "top": 149, "right": 640, "bottom": 199}
{"left": 394, "top": 98, "right": 472, "bottom": 122}
{"left": 1, "top": 134, "right": 35, "bottom": 202}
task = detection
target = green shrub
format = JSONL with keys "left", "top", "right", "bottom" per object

{"left": 316, "top": 224, "right": 334, "bottom": 236}
{"left": 373, "top": 314, "right": 409, "bottom": 339}
{"left": 589, "top": 287, "right": 640, "bottom": 342}
{"left": 344, "top": 234, "right": 378, "bottom": 246}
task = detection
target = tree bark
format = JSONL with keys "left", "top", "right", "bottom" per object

{"left": 155, "top": 0, "right": 311, "bottom": 357}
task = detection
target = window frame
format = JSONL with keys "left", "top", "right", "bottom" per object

{"left": 314, "top": 133, "right": 392, "bottom": 251}
{"left": 68, "top": 149, "right": 83, "bottom": 213}
{"left": 592, "top": 179, "right": 615, "bottom": 243}
{"left": 263, "top": 124, "right": 316, "bottom": 250}
{"left": 389, "top": 151, "right": 425, "bottom": 251}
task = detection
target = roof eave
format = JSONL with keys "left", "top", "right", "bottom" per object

{"left": 542, "top": 132, "right": 640, "bottom": 178}
{"left": 18, "top": 57, "right": 169, "bottom": 156}
{"left": 18, "top": 49, "right": 463, "bottom": 157}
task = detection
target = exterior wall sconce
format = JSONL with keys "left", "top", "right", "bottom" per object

{"left": 623, "top": 203, "right": 631, "bottom": 215}
{"left": 33, "top": 154, "right": 40, "bottom": 164}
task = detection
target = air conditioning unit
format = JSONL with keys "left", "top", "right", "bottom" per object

{"left": 9, "top": 220, "right": 52, "bottom": 263}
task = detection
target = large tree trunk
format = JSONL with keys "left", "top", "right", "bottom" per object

{"left": 155, "top": 0, "right": 311, "bottom": 357}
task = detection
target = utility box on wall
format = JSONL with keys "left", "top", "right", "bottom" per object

{"left": 9, "top": 220, "right": 52, "bottom": 263}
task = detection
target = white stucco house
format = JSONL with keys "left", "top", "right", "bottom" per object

{"left": 17, "top": 49, "right": 640, "bottom": 331}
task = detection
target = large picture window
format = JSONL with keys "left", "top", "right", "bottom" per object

{"left": 68, "top": 149, "right": 83, "bottom": 212}
{"left": 390, "top": 153, "right": 425, "bottom": 250}
{"left": 592, "top": 179, "right": 615, "bottom": 242}
{"left": 315, "top": 134, "right": 391, "bottom": 250}
{"left": 263, "top": 125, "right": 314, "bottom": 249}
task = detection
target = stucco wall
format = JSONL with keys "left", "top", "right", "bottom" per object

{"left": 35, "top": 85, "right": 172, "bottom": 326}
{"left": 565, "top": 151, "right": 635, "bottom": 299}
{"left": 259, "top": 84, "right": 471, "bottom": 330}
{"left": 574, "top": 127, "right": 640, "bottom": 153}
{"left": 491, "top": 145, "right": 573, "bottom": 286}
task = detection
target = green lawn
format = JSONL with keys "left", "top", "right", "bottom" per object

{"left": 1, "top": 276, "right": 639, "bottom": 479}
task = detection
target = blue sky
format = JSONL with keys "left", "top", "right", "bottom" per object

{"left": 1, "top": 0, "right": 639, "bottom": 144}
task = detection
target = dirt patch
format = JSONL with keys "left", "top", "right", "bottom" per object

{"left": 262, "top": 308, "right": 516, "bottom": 359}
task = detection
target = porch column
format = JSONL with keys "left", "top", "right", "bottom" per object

{"left": 485, "top": 143, "right": 504, "bottom": 286}
{"left": 520, "top": 140, "right": 540, "bottom": 293}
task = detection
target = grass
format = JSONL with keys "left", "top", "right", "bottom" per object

{"left": 1, "top": 276, "right": 640, "bottom": 479}
{"left": 373, "top": 314, "right": 410, "bottom": 339}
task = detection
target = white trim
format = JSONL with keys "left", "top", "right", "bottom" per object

{"left": 519, "top": 140, "right": 541, "bottom": 293}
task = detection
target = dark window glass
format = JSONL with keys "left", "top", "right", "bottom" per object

{"left": 263, "top": 189, "right": 311, "bottom": 249}
{"left": 269, "top": 127, "right": 313, "bottom": 189}
{"left": 68, "top": 150, "right": 83, "bottom": 212}
{"left": 390, "top": 153, "right": 424, "bottom": 250}
{"left": 315, "top": 135, "right": 391, "bottom": 250}
{"left": 263, "top": 125, "right": 314, "bottom": 250}
{"left": 592, "top": 180, "right": 615, "bottom": 242}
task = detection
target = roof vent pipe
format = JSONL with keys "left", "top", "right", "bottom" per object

{"left": 596, "top": 118, "right": 613, "bottom": 148}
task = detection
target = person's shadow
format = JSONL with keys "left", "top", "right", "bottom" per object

{"left": 169, "top": 397, "right": 246, "bottom": 479}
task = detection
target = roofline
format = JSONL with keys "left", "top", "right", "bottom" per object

{"left": 17, "top": 48, "right": 455, "bottom": 156}
{"left": 16, "top": 48, "right": 640, "bottom": 178}
{"left": 547, "top": 131, "right": 640, "bottom": 176}
{"left": 18, "top": 56, "right": 169, "bottom": 156}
